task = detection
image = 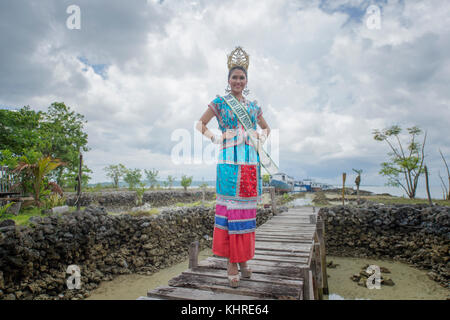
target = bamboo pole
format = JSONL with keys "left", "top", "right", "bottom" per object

{"left": 342, "top": 172, "right": 346, "bottom": 206}
{"left": 76, "top": 152, "right": 82, "bottom": 211}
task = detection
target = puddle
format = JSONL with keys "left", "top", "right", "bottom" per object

{"left": 286, "top": 193, "right": 314, "bottom": 207}
{"left": 323, "top": 255, "right": 449, "bottom": 300}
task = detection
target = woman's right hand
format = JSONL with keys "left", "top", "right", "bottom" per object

{"left": 222, "top": 129, "right": 237, "bottom": 140}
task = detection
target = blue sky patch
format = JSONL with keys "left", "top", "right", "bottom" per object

{"left": 78, "top": 56, "right": 109, "bottom": 79}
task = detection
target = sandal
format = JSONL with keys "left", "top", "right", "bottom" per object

{"left": 227, "top": 262, "right": 240, "bottom": 288}
{"left": 228, "top": 273, "right": 240, "bottom": 288}
{"left": 240, "top": 264, "right": 252, "bottom": 279}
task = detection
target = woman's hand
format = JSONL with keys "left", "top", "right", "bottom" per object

{"left": 245, "top": 129, "right": 267, "bottom": 143}
{"left": 222, "top": 129, "right": 237, "bottom": 140}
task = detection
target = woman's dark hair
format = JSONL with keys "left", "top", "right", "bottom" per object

{"left": 228, "top": 66, "right": 248, "bottom": 80}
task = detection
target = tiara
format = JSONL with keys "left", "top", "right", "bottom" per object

{"left": 227, "top": 46, "right": 249, "bottom": 71}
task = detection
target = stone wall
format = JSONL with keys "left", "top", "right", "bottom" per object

{"left": 0, "top": 204, "right": 280, "bottom": 300}
{"left": 319, "top": 204, "right": 449, "bottom": 287}
{"left": 64, "top": 190, "right": 216, "bottom": 210}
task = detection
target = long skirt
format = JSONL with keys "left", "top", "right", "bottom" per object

{"left": 212, "top": 163, "right": 261, "bottom": 263}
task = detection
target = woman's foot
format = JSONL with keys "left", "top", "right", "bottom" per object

{"left": 239, "top": 262, "right": 252, "bottom": 279}
{"left": 227, "top": 262, "right": 240, "bottom": 288}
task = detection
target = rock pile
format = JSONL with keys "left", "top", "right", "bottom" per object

{"left": 319, "top": 204, "right": 449, "bottom": 288}
{"left": 65, "top": 190, "right": 216, "bottom": 210}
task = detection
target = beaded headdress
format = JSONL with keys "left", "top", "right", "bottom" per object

{"left": 227, "top": 46, "right": 249, "bottom": 72}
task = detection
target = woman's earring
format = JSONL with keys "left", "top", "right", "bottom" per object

{"left": 225, "top": 84, "right": 231, "bottom": 93}
{"left": 243, "top": 86, "right": 250, "bottom": 96}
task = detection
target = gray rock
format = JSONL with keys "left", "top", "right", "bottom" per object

{"left": 0, "top": 219, "right": 15, "bottom": 227}
{"left": 6, "top": 201, "right": 21, "bottom": 215}
{"left": 4, "top": 293, "right": 16, "bottom": 300}
{"left": 29, "top": 216, "right": 42, "bottom": 225}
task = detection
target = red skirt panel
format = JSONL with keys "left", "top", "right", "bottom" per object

{"left": 212, "top": 227, "right": 255, "bottom": 263}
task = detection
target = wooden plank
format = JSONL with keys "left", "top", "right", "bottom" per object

{"left": 254, "top": 250, "right": 311, "bottom": 258}
{"left": 188, "top": 241, "right": 199, "bottom": 269}
{"left": 256, "top": 228, "right": 316, "bottom": 233}
{"left": 256, "top": 230, "right": 313, "bottom": 236}
{"left": 255, "top": 237, "right": 315, "bottom": 244}
{"left": 308, "top": 269, "right": 315, "bottom": 300}
{"left": 257, "top": 229, "right": 315, "bottom": 234}
{"left": 255, "top": 242, "right": 313, "bottom": 253}
{"left": 316, "top": 216, "right": 328, "bottom": 295}
{"left": 255, "top": 232, "right": 314, "bottom": 239}
{"left": 183, "top": 268, "right": 303, "bottom": 287}
{"left": 197, "top": 258, "right": 305, "bottom": 278}
{"left": 168, "top": 273, "right": 301, "bottom": 300}
{"left": 270, "top": 216, "right": 310, "bottom": 220}
{"left": 300, "top": 267, "right": 312, "bottom": 300}
{"left": 259, "top": 224, "right": 317, "bottom": 228}
{"left": 256, "top": 232, "right": 316, "bottom": 237}
{"left": 136, "top": 296, "right": 164, "bottom": 300}
{"left": 258, "top": 224, "right": 317, "bottom": 228}
{"left": 252, "top": 254, "right": 308, "bottom": 264}
{"left": 313, "top": 242, "right": 323, "bottom": 300}
{"left": 280, "top": 214, "right": 313, "bottom": 218}
{"left": 279, "top": 214, "right": 312, "bottom": 217}
{"left": 147, "top": 286, "right": 264, "bottom": 300}
{"left": 203, "top": 257, "right": 306, "bottom": 270}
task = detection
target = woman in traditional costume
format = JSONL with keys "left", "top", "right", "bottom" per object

{"left": 196, "top": 47, "right": 271, "bottom": 288}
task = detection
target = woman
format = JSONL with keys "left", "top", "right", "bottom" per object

{"left": 196, "top": 47, "right": 271, "bottom": 288}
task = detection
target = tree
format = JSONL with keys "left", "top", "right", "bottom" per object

{"left": 373, "top": 125, "right": 427, "bottom": 199}
{"left": 0, "top": 106, "right": 43, "bottom": 155}
{"left": 438, "top": 149, "right": 450, "bottom": 200}
{"left": 167, "top": 175, "right": 176, "bottom": 190}
{"left": 40, "top": 102, "right": 90, "bottom": 187}
{"left": 181, "top": 174, "right": 193, "bottom": 191}
{"left": 262, "top": 174, "right": 270, "bottom": 186}
{"left": 104, "top": 164, "right": 127, "bottom": 188}
{"left": 124, "top": 168, "right": 142, "bottom": 190}
{"left": 144, "top": 168, "right": 159, "bottom": 189}
{"left": 352, "top": 169, "right": 363, "bottom": 204}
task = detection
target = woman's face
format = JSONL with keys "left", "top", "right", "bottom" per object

{"left": 228, "top": 69, "right": 247, "bottom": 95}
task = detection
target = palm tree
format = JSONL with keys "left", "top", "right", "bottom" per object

{"left": 13, "top": 155, "right": 67, "bottom": 207}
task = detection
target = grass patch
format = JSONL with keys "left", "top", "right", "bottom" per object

{"left": 174, "top": 200, "right": 215, "bottom": 208}
{"left": 317, "top": 192, "right": 450, "bottom": 207}
{"left": 0, "top": 205, "right": 87, "bottom": 226}
{"left": 126, "top": 208, "right": 160, "bottom": 217}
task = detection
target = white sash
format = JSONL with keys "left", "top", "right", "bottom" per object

{"left": 222, "top": 94, "right": 279, "bottom": 176}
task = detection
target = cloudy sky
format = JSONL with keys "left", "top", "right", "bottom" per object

{"left": 1, "top": 0, "right": 449, "bottom": 196}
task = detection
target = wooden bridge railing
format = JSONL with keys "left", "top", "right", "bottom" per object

{"left": 299, "top": 212, "right": 328, "bottom": 300}
{"left": 262, "top": 186, "right": 278, "bottom": 215}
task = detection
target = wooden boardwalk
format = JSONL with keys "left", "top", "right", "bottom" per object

{"left": 138, "top": 206, "right": 328, "bottom": 300}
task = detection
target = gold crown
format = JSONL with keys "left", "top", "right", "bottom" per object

{"left": 227, "top": 46, "right": 249, "bottom": 71}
